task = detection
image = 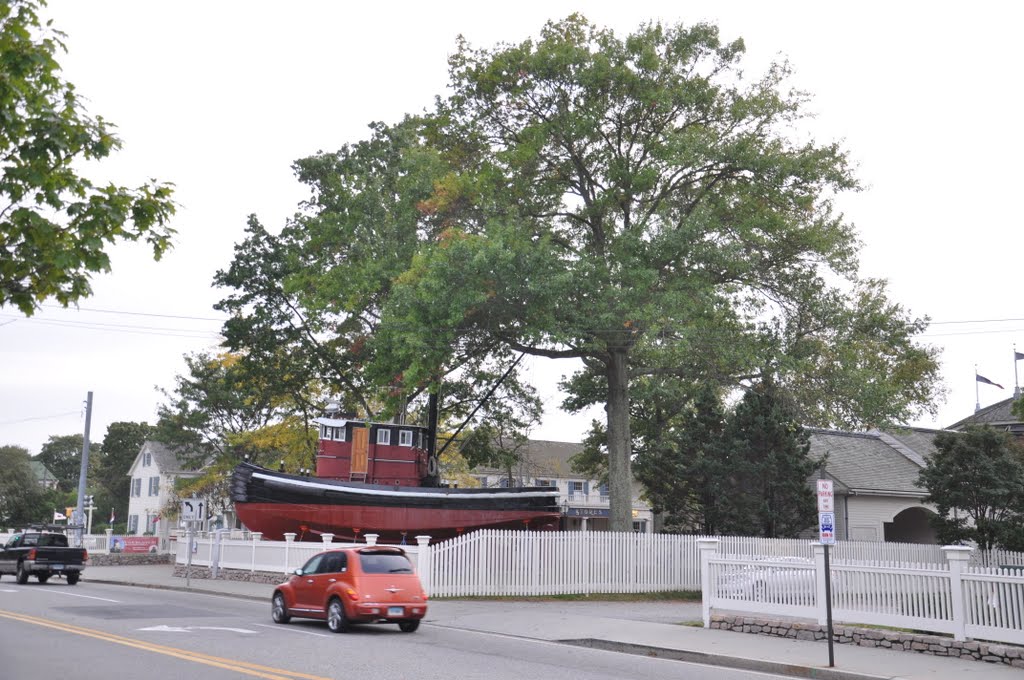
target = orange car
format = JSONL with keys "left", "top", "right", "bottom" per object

{"left": 271, "top": 546, "right": 428, "bottom": 633}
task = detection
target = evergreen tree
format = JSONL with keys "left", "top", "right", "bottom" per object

{"left": 634, "top": 384, "right": 731, "bottom": 534}
{"left": 917, "top": 426, "right": 1024, "bottom": 552}
{"left": 723, "top": 379, "right": 818, "bottom": 538}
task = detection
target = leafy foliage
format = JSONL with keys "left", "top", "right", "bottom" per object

{"left": 36, "top": 433, "right": 84, "bottom": 490}
{"left": 0, "top": 445, "right": 47, "bottom": 526}
{"left": 917, "top": 427, "right": 1024, "bottom": 552}
{"left": 0, "top": 0, "right": 176, "bottom": 315}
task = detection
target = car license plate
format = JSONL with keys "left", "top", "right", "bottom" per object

{"left": 50, "top": 564, "right": 64, "bottom": 570}
{"left": 387, "top": 606, "right": 403, "bottom": 616}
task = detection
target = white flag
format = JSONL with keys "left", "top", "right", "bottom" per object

{"left": 53, "top": 510, "right": 67, "bottom": 521}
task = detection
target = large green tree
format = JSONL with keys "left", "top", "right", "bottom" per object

{"left": 367, "top": 17, "right": 940, "bottom": 529}
{"left": 217, "top": 16, "right": 941, "bottom": 531}
{"left": 0, "top": 0, "right": 176, "bottom": 315}
{"left": 917, "top": 427, "right": 1024, "bottom": 552}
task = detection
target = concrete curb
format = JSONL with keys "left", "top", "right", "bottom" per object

{"left": 561, "top": 639, "right": 902, "bottom": 680}
{"left": 84, "top": 577, "right": 266, "bottom": 602}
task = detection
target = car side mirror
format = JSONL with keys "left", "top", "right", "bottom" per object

{"left": 293, "top": 568, "right": 303, "bottom": 576}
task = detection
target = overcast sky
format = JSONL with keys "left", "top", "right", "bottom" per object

{"left": 2, "top": 1, "right": 1022, "bottom": 455}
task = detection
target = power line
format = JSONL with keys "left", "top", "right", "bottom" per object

{"left": 0, "top": 315, "right": 222, "bottom": 339}
{"left": 0, "top": 410, "right": 81, "bottom": 425}
{"left": 41, "top": 304, "right": 226, "bottom": 322}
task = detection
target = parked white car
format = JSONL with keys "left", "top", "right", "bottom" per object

{"left": 717, "top": 556, "right": 817, "bottom": 603}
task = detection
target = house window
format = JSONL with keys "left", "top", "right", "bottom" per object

{"left": 569, "top": 480, "right": 585, "bottom": 495}
{"left": 599, "top": 483, "right": 609, "bottom": 497}
{"left": 143, "top": 452, "right": 151, "bottom": 467}
{"left": 148, "top": 476, "right": 160, "bottom": 496}
{"left": 128, "top": 514, "right": 139, "bottom": 533}
{"left": 132, "top": 478, "right": 142, "bottom": 497}
{"left": 536, "top": 479, "right": 555, "bottom": 488}
{"left": 633, "top": 520, "right": 647, "bottom": 534}
{"left": 334, "top": 426, "right": 346, "bottom": 442}
{"left": 146, "top": 513, "right": 157, "bottom": 533}
{"left": 399, "top": 430, "right": 413, "bottom": 446}
{"left": 376, "top": 428, "right": 391, "bottom": 445}
{"left": 499, "top": 478, "right": 510, "bottom": 488}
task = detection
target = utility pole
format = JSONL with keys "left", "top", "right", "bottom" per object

{"left": 74, "top": 392, "right": 93, "bottom": 546}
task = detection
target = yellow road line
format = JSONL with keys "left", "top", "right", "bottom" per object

{"left": 0, "top": 609, "right": 330, "bottom": 680}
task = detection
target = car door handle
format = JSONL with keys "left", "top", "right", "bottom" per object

{"left": 306, "top": 579, "right": 314, "bottom": 583}
{"left": 328, "top": 578, "right": 336, "bottom": 583}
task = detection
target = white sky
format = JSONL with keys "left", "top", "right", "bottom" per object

{"left": 2, "top": 1, "right": 1022, "bottom": 455}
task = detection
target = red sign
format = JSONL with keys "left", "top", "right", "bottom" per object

{"left": 110, "top": 536, "right": 159, "bottom": 553}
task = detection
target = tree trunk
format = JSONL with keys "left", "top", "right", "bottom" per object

{"left": 605, "top": 350, "right": 633, "bottom": 532}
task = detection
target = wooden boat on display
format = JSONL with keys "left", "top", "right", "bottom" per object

{"left": 230, "top": 413, "right": 561, "bottom": 542}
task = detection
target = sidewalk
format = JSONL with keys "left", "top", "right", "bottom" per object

{"left": 84, "top": 564, "right": 1021, "bottom": 680}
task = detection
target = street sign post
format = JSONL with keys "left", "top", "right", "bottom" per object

{"left": 816, "top": 478, "right": 836, "bottom": 667}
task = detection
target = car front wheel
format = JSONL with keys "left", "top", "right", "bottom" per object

{"left": 398, "top": 620, "right": 420, "bottom": 633}
{"left": 16, "top": 562, "right": 29, "bottom": 585}
{"left": 326, "top": 598, "right": 348, "bottom": 633}
{"left": 271, "top": 593, "right": 291, "bottom": 624}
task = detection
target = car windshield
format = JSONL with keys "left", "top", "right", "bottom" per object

{"left": 358, "top": 552, "right": 413, "bottom": 574}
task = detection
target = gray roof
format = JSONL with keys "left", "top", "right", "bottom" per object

{"left": 807, "top": 428, "right": 941, "bottom": 496}
{"left": 471, "top": 440, "right": 586, "bottom": 479}
{"left": 947, "top": 397, "right": 1021, "bottom": 430}
{"left": 28, "top": 460, "right": 55, "bottom": 483}
{"left": 137, "top": 440, "right": 195, "bottom": 476}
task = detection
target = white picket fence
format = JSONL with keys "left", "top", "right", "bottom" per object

{"left": 700, "top": 540, "right": 1024, "bottom": 647}
{"left": 170, "top": 528, "right": 1024, "bottom": 646}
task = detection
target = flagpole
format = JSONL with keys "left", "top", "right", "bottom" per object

{"left": 1015, "top": 346, "right": 1021, "bottom": 399}
{"left": 975, "top": 366, "right": 980, "bottom": 413}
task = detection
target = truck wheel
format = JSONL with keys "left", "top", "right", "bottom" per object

{"left": 66, "top": 572, "right": 80, "bottom": 586}
{"left": 37, "top": 574, "right": 50, "bottom": 584}
{"left": 16, "top": 562, "right": 29, "bottom": 584}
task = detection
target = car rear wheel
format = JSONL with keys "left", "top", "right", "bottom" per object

{"left": 37, "top": 574, "right": 50, "bottom": 584}
{"left": 66, "top": 572, "right": 79, "bottom": 586}
{"left": 326, "top": 598, "right": 348, "bottom": 633}
{"left": 271, "top": 592, "right": 291, "bottom": 624}
{"left": 16, "top": 562, "right": 29, "bottom": 585}
{"left": 398, "top": 620, "right": 420, "bottom": 633}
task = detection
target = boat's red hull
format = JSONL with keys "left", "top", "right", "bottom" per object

{"left": 235, "top": 501, "right": 561, "bottom": 542}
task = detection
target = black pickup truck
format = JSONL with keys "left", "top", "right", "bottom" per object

{"left": 0, "top": 528, "right": 88, "bottom": 585}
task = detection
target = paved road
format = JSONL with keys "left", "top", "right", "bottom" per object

{"left": 0, "top": 579, "right": 782, "bottom": 680}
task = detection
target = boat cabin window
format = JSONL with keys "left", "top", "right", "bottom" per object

{"left": 399, "top": 430, "right": 413, "bottom": 446}
{"left": 320, "top": 425, "right": 346, "bottom": 442}
{"left": 376, "top": 428, "right": 391, "bottom": 445}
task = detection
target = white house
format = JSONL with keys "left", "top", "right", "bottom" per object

{"left": 125, "top": 441, "right": 200, "bottom": 543}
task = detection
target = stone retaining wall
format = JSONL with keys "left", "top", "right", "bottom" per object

{"left": 172, "top": 565, "right": 284, "bottom": 584}
{"left": 89, "top": 553, "right": 175, "bottom": 566}
{"left": 710, "top": 614, "right": 1024, "bottom": 668}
